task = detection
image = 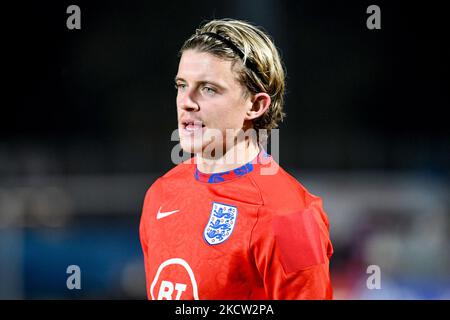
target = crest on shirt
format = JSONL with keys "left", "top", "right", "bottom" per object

{"left": 203, "top": 202, "right": 238, "bottom": 245}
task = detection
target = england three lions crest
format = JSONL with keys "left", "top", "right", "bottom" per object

{"left": 203, "top": 202, "right": 238, "bottom": 245}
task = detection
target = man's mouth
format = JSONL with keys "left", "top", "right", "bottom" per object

{"left": 182, "top": 120, "right": 205, "bottom": 132}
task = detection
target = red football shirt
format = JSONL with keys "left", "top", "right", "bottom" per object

{"left": 140, "top": 150, "right": 333, "bottom": 299}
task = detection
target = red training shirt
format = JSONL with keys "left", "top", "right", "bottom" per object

{"left": 140, "top": 150, "right": 333, "bottom": 299}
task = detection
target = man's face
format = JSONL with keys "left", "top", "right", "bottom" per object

{"left": 175, "top": 50, "right": 252, "bottom": 155}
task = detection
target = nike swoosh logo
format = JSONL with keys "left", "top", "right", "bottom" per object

{"left": 156, "top": 206, "right": 180, "bottom": 220}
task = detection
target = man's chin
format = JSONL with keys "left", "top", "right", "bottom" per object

{"left": 179, "top": 138, "right": 204, "bottom": 155}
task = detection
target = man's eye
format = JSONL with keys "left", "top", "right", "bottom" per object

{"left": 175, "top": 83, "right": 186, "bottom": 90}
{"left": 202, "top": 86, "right": 216, "bottom": 95}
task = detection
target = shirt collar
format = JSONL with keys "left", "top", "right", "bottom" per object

{"left": 194, "top": 149, "right": 270, "bottom": 183}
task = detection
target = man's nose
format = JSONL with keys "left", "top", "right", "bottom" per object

{"left": 178, "top": 91, "right": 199, "bottom": 112}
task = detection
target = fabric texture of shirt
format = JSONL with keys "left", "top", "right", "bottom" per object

{"left": 140, "top": 150, "right": 333, "bottom": 300}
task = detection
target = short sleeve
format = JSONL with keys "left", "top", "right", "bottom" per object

{"left": 250, "top": 205, "right": 333, "bottom": 299}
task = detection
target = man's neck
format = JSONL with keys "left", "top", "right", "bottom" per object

{"left": 196, "top": 139, "right": 260, "bottom": 174}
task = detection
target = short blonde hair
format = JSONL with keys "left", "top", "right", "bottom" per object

{"left": 179, "top": 19, "right": 286, "bottom": 134}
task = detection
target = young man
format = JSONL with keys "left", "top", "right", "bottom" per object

{"left": 140, "top": 19, "right": 333, "bottom": 299}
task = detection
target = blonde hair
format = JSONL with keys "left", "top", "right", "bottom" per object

{"left": 179, "top": 19, "right": 286, "bottom": 134}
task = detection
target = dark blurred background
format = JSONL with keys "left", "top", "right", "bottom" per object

{"left": 1, "top": 0, "right": 449, "bottom": 299}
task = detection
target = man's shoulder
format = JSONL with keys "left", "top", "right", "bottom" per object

{"left": 160, "top": 156, "right": 196, "bottom": 180}
{"left": 146, "top": 157, "right": 195, "bottom": 193}
{"left": 250, "top": 163, "right": 332, "bottom": 265}
{"left": 250, "top": 161, "right": 322, "bottom": 213}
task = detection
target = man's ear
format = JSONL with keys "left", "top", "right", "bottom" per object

{"left": 245, "top": 93, "right": 271, "bottom": 121}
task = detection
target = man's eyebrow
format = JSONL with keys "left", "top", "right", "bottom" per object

{"left": 174, "top": 77, "right": 227, "bottom": 90}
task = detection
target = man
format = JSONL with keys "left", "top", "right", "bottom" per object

{"left": 140, "top": 19, "right": 333, "bottom": 299}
